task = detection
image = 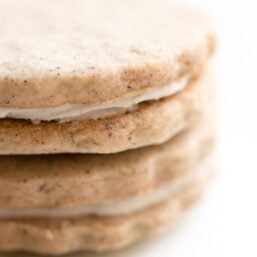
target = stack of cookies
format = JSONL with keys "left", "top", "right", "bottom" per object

{"left": 0, "top": 0, "right": 216, "bottom": 255}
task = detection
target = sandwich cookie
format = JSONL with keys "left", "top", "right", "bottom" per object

{"left": 0, "top": 162, "right": 213, "bottom": 254}
{"left": 0, "top": 0, "right": 217, "bottom": 254}
{"left": 0, "top": 0, "right": 216, "bottom": 154}
{"left": 0, "top": 70, "right": 214, "bottom": 154}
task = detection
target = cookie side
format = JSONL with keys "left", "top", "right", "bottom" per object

{"left": 0, "top": 70, "right": 213, "bottom": 154}
{"left": 0, "top": 178, "right": 207, "bottom": 254}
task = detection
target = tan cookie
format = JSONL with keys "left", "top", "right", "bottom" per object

{"left": 0, "top": 0, "right": 215, "bottom": 154}
{"left": 0, "top": 175, "right": 208, "bottom": 255}
{"left": 0, "top": 0, "right": 215, "bottom": 108}
{"left": 0, "top": 1, "right": 216, "bottom": 255}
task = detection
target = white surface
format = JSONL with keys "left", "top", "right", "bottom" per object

{"left": 1, "top": 0, "right": 256, "bottom": 256}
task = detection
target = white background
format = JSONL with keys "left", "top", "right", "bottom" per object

{"left": 2, "top": 0, "right": 257, "bottom": 257}
{"left": 90, "top": 1, "right": 257, "bottom": 256}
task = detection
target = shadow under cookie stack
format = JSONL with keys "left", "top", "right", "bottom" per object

{"left": 0, "top": 0, "right": 216, "bottom": 255}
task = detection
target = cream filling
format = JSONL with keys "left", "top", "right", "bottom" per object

{"left": 0, "top": 77, "right": 187, "bottom": 122}
{"left": 0, "top": 160, "right": 210, "bottom": 219}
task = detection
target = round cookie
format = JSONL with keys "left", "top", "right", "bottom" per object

{"left": 0, "top": 70, "right": 213, "bottom": 154}
{"left": 0, "top": 0, "right": 215, "bottom": 108}
{"left": 0, "top": 176, "right": 208, "bottom": 255}
{"left": 0, "top": 0, "right": 215, "bottom": 154}
{"left": 0, "top": 122, "right": 214, "bottom": 209}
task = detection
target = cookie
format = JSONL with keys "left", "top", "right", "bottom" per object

{"left": 0, "top": 0, "right": 215, "bottom": 108}
{"left": 0, "top": 0, "right": 216, "bottom": 154}
{"left": 0, "top": 167, "right": 210, "bottom": 255}
{"left": 0, "top": 0, "right": 216, "bottom": 254}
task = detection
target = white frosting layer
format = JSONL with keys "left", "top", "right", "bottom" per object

{"left": 0, "top": 77, "right": 187, "bottom": 122}
{"left": 0, "top": 160, "right": 210, "bottom": 218}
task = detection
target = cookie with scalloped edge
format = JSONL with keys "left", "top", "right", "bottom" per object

{"left": 0, "top": 0, "right": 215, "bottom": 154}
{"left": 0, "top": 175, "right": 208, "bottom": 255}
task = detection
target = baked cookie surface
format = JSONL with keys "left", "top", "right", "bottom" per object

{"left": 0, "top": 0, "right": 215, "bottom": 108}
